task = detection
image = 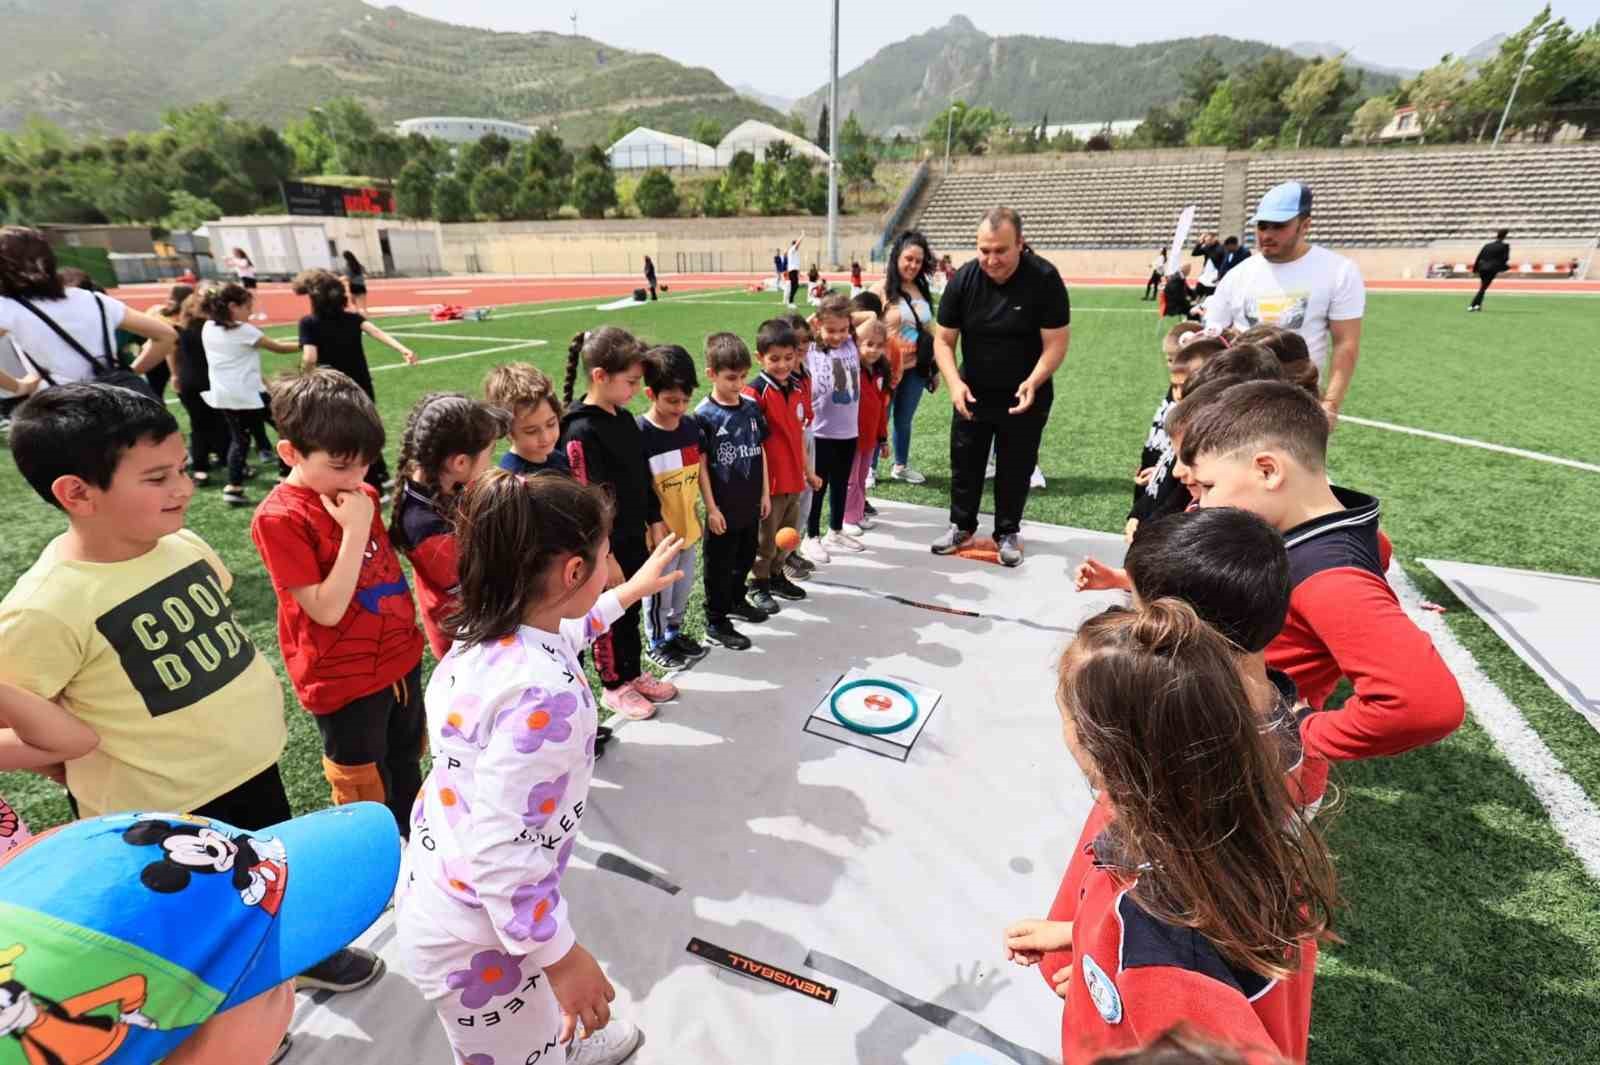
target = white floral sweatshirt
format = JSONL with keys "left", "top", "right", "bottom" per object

{"left": 398, "top": 592, "right": 623, "bottom": 966}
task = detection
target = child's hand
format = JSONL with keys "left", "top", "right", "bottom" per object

{"left": 617, "top": 535, "right": 684, "bottom": 607}
{"left": 807, "top": 472, "right": 823, "bottom": 491}
{"left": 1003, "top": 919, "right": 1073, "bottom": 966}
{"left": 1134, "top": 466, "right": 1156, "bottom": 486}
{"left": 545, "top": 943, "right": 616, "bottom": 1043}
{"left": 1074, "top": 557, "right": 1129, "bottom": 593}
{"left": 760, "top": 496, "right": 771, "bottom": 520}
{"left": 707, "top": 507, "right": 727, "bottom": 535}
{"left": 321, "top": 488, "right": 375, "bottom": 532}
{"left": 401, "top": 348, "right": 418, "bottom": 366}
{"left": 0, "top": 680, "right": 98, "bottom": 770}
{"left": 1050, "top": 962, "right": 1074, "bottom": 998}
{"left": 1123, "top": 517, "right": 1139, "bottom": 543}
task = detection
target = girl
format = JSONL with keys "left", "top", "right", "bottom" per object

{"left": 843, "top": 318, "right": 891, "bottom": 536}
{"left": 643, "top": 255, "right": 658, "bottom": 301}
{"left": 395, "top": 470, "right": 682, "bottom": 1065}
{"left": 0, "top": 678, "right": 100, "bottom": 858}
{"left": 142, "top": 282, "right": 193, "bottom": 399}
{"left": 225, "top": 248, "right": 265, "bottom": 321}
{"left": 874, "top": 229, "right": 937, "bottom": 486}
{"left": 560, "top": 326, "right": 677, "bottom": 721}
{"left": 342, "top": 251, "right": 369, "bottom": 314}
{"left": 173, "top": 291, "right": 228, "bottom": 484}
{"left": 293, "top": 268, "right": 417, "bottom": 490}
{"left": 1003, "top": 600, "right": 1338, "bottom": 1064}
{"left": 390, "top": 392, "right": 510, "bottom": 661}
{"left": 200, "top": 283, "right": 300, "bottom": 506}
{"left": 800, "top": 294, "right": 861, "bottom": 563}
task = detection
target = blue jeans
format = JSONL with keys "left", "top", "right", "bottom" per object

{"left": 890, "top": 371, "right": 926, "bottom": 467}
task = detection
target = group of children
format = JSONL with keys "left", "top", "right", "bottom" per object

{"left": 0, "top": 273, "right": 1468, "bottom": 1063}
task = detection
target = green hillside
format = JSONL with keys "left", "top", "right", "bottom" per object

{"left": 795, "top": 16, "right": 1399, "bottom": 133}
{"left": 0, "top": 0, "right": 787, "bottom": 142}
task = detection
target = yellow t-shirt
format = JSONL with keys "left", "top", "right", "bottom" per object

{"left": 0, "top": 529, "right": 287, "bottom": 818}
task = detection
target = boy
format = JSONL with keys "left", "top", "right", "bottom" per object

{"left": 780, "top": 313, "right": 819, "bottom": 582}
{"left": 250, "top": 369, "right": 426, "bottom": 837}
{"left": 746, "top": 319, "right": 820, "bottom": 611}
{"left": 638, "top": 345, "right": 707, "bottom": 670}
{"left": 695, "top": 333, "right": 771, "bottom": 650}
{"left": 1125, "top": 323, "right": 1215, "bottom": 542}
{"left": 1180, "top": 380, "right": 1464, "bottom": 764}
{"left": 483, "top": 362, "right": 569, "bottom": 475}
{"left": 0, "top": 382, "right": 380, "bottom": 992}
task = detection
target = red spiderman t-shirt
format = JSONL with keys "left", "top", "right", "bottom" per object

{"left": 250, "top": 483, "right": 423, "bottom": 713}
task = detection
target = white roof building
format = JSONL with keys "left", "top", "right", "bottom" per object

{"left": 396, "top": 117, "right": 538, "bottom": 144}
{"left": 717, "top": 120, "right": 831, "bottom": 165}
{"left": 606, "top": 127, "right": 720, "bottom": 170}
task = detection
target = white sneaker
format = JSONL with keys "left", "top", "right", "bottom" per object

{"left": 891, "top": 464, "right": 926, "bottom": 485}
{"left": 865, "top": 467, "right": 877, "bottom": 489}
{"left": 567, "top": 1019, "right": 642, "bottom": 1065}
{"left": 801, "top": 535, "right": 832, "bottom": 564}
{"left": 842, "top": 522, "right": 865, "bottom": 537}
{"left": 826, "top": 529, "right": 865, "bottom": 552}
{"left": 1030, "top": 466, "right": 1047, "bottom": 489}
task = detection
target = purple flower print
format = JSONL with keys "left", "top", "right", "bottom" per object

{"left": 462, "top": 1055, "right": 494, "bottom": 1065}
{"left": 481, "top": 632, "right": 526, "bottom": 670}
{"left": 439, "top": 859, "right": 483, "bottom": 909}
{"left": 504, "top": 872, "right": 563, "bottom": 942}
{"left": 522, "top": 775, "right": 569, "bottom": 830}
{"left": 440, "top": 693, "right": 483, "bottom": 742}
{"left": 435, "top": 774, "right": 472, "bottom": 829}
{"left": 555, "top": 836, "right": 575, "bottom": 875}
{"left": 494, "top": 688, "right": 578, "bottom": 754}
{"left": 445, "top": 949, "right": 523, "bottom": 1010}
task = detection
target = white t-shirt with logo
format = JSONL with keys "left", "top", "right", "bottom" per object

{"left": 0, "top": 290, "right": 129, "bottom": 388}
{"left": 1204, "top": 245, "right": 1365, "bottom": 371}
{"left": 200, "top": 321, "right": 266, "bottom": 410}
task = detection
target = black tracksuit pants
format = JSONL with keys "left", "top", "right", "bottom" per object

{"left": 703, "top": 522, "right": 759, "bottom": 622}
{"left": 949, "top": 392, "right": 1053, "bottom": 538}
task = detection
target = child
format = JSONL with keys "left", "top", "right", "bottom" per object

{"left": 638, "top": 345, "right": 707, "bottom": 669}
{"left": 172, "top": 290, "right": 227, "bottom": 484}
{"left": 800, "top": 294, "right": 862, "bottom": 563}
{"left": 1178, "top": 380, "right": 1465, "bottom": 763}
{"left": 485, "top": 362, "right": 570, "bottom": 475}
{"left": 0, "top": 678, "right": 100, "bottom": 855}
{"left": 396, "top": 471, "right": 682, "bottom": 1065}
{"left": 390, "top": 392, "right": 510, "bottom": 661}
{"left": 1235, "top": 324, "right": 1320, "bottom": 396}
{"left": 250, "top": 369, "right": 426, "bottom": 835}
{"left": 199, "top": 283, "right": 299, "bottom": 506}
{"left": 1126, "top": 328, "right": 1229, "bottom": 541}
{"left": 746, "top": 318, "right": 819, "bottom": 608}
{"left": 1004, "top": 599, "right": 1339, "bottom": 1064}
{"left": 294, "top": 268, "right": 418, "bottom": 492}
{"left": 560, "top": 327, "right": 676, "bottom": 720}
{"left": 781, "top": 312, "right": 818, "bottom": 581}
{"left": 696, "top": 333, "right": 771, "bottom": 645}
{"left": 844, "top": 317, "right": 891, "bottom": 536}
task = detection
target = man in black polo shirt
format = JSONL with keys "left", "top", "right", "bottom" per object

{"left": 1469, "top": 229, "right": 1511, "bottom": 312}
{"left": 931, "top": 207, "right": 1071, "bottom": 566}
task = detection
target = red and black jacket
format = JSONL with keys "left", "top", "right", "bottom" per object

{"left": 745, "top": 372, "right": 812, "bottom": 496}
{"left": 1268, "top": 487, "right": 1464, "bottom": 768}
{"left": 393, "top": 480, "right": 459, "bottom": 661}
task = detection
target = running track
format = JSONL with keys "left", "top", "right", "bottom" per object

{"left": 106, "top": 271, "right": 1599, "bottom": 325}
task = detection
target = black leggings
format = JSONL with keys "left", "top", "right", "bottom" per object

{"left": 787, "top": 271, "right": 800, "bottom": 304}
{"left": 222, "top": 409, "right": 271, "bottom": 486}
{"left": 807, "top": 436, "right": 857, "bottom": 536}
{"left": 177, "top": 389, "right": 228, "bottom": 472}
{"left": 1143, "top": 271, "right": 1162, "bottom": 299}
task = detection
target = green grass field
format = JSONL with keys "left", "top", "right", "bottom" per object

{"left": 3, "top": 283, "right": 1598, "bottom": 1063}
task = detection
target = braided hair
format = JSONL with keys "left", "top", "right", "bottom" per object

{"left": 562, "top": 326, "right": 646, "bottom": 409}
{"left": 389, "top": 392, "right": 510, "bottom": 550}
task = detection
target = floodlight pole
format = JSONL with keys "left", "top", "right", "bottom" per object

{"left": 1494, "top": 28, "right": 1546, "bottom": 147}
{"left": 826, "top": 0, "right": 840, "bottom": 268}
{"left": 943, "top": 94, "right": 955, "bottom": 176}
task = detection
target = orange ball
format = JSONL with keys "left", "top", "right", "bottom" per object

{"left": 775, "top": 527, "right": 801, "bottom": 552}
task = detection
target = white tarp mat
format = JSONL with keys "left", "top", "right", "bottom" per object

{"left": 1422, "top": 558, "right": 1600, "bottom": 733}
{"left": 287, "top": 501, "right": 1130, "bottom": 1065}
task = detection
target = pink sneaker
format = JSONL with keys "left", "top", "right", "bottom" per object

{"left": 629, "top": 673, "right": 678, "bottom": 703}
{"left": 602, "top": 684, "right": 656, "bottom": 720}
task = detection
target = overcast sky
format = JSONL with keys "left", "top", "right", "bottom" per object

{"left": 387, "top": 0, "right": 1600, "bottom": 104}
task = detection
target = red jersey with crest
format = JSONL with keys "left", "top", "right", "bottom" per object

{"left": 746, "top": 371, "right": 813, "bottom": 495}
{"left": 251, "top": 482, "right": 423, "bottom": 712}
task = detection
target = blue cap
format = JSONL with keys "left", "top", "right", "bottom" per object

{"left": 1252, "top": 181, "right": 1313, "bottom": 224}
{"left": 0, "top": 804, "right": 400, "bottom": 1063}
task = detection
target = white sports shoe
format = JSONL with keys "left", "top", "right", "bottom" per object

{"left": 567, "top": 1019, "right": 642, "bottom": 1065}
{"left": 891, "top": 464, "right": 926, "bottom": 485}
{"left": 842, "top": 522, "right": 866, "bottom": 536}
{"left": 800, "top": 535, "right": 832, "bottom": 564}
{"left": 1030, "top": 466, "right": 1047, "bottom": 489}
{"left": 865, "top": 467, "right": 877, "bottom": 489}
{"left": 826, "top": 529, "right": 865, "bottom": 552}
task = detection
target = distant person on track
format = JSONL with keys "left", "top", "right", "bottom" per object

{"left": 1204, "top": 182, "right": 1365, "bottom": 428}
{"left": 1143, "top": 247, "right": 1166, "bottom": 300}
{"left": 1469, "top": 229, "right": 1511, "bottom": 312}
{"left": 1218, "top": 235, "right": 1251, "bottom": 280}
{"left": 784, "top": 236, "right": 804, "bottom": 307}
{"left": 644, "top": 254, "right": 658, "bottom": 301}
{"left": 226, "top": 247, "right": 267, "bottom": 321}
{"left": 774, "top": 249, "right": 787, "bottom": 294}
{"left": 342, "top": 250, "right": 369, "bottom": 315}
{"left": 1191, "top": 233, "right": 1224, "bottom": 297}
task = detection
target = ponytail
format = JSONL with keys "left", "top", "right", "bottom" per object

{"left": 562, "top": 327, "right": 646, "bottom": 409}
{"left": 199, "top": 283, "right": 250, "bottom": 330}
{"left": 563, "top": 331, "right": 585, "bottom": 408}
{"left": 390, "top": 392, "right": 510, "bottom": 550}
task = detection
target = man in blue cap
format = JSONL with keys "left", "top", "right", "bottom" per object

{"left": 1204, "top": 181, "right": 1365, "bottom": 426}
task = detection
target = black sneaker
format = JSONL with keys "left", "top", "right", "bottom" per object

{"left": 770, "top": 572, "right": 808, "bottom": 601}
{"left": 863, "top": 500, "right": 878, "bottom": 517}
{"left": 668, "top": 633, "right": 708, "bottom": 660}
{"left": 222, "top": 487, "right": 251, "bottom": 507}
{"left": 931, "top": 525, "right": 975, "bottom": 555}
{"left": 645, "top": 642, "right": 688, "bottom": 670}
{"left": 296, "top": 947, "right": 385, "bottom": 993}
{"left": 748, "top": 583, "right": 780, "bottom": 616}
{"left": 728, "top": 598, "right": 771, "bottom": 623}
{"left": 783, "top": 556, "right": 814, "bottom": 582}
{"left": 594, "top": 724, "right": 613, "bottom": 760}
{"left": 704, "top": 619, "right": 752, "bottom": 650}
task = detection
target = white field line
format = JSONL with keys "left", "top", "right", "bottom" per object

{"left": 391, "top": 287, "right": 748, "bottom": 329}
{"left": 1390, "top": 564, "right": 1600, "bottom": 884}
{"left": 384, "top": 331, "right": 537, "bottom": 343}
{"left": 1342, "top": 416, "right": 1600, "bottom": 474}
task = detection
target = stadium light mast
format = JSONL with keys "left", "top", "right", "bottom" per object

{"left": 826, "top": 0, "right": 840, "bottom": 267}
{"left": 1494, "top": 25, "right": 1549, "bottom": 147}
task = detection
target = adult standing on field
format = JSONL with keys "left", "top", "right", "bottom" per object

{"left": 784, "top": 235, "right": 804, "bottom": 307}
{"left": 1204, "top": 182, "right": 1365, "bottom": 427}
{"left": 1469, "top": 229, "right": 1511, "bottom": 312}
{"left": 931, "top": 207, "right": 1070, "bottom": 568}
{"left": 871, "top": 229, "right": 938, "bottom": 486}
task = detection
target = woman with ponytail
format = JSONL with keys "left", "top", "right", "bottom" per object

{"left": 557, "top": 326, "right": 675, "bottom": 722}
{"left": 1004, "top": 599, "right": 1339, "bottom": 1064}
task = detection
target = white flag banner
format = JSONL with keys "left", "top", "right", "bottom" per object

{"left": 1166, "top": 205, "right": 1196, "bottom": 276}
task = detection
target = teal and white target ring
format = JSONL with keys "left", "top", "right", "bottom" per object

{"left": 829, "top": 678, "right": 920, "bottom": 735}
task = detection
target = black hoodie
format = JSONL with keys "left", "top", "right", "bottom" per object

{"left": 560, "top": 401, "right": 661, "bottom": 542}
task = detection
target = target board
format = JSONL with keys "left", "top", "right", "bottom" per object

{"left": 803, "top": 668, "right": 942, "bottom": 761}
